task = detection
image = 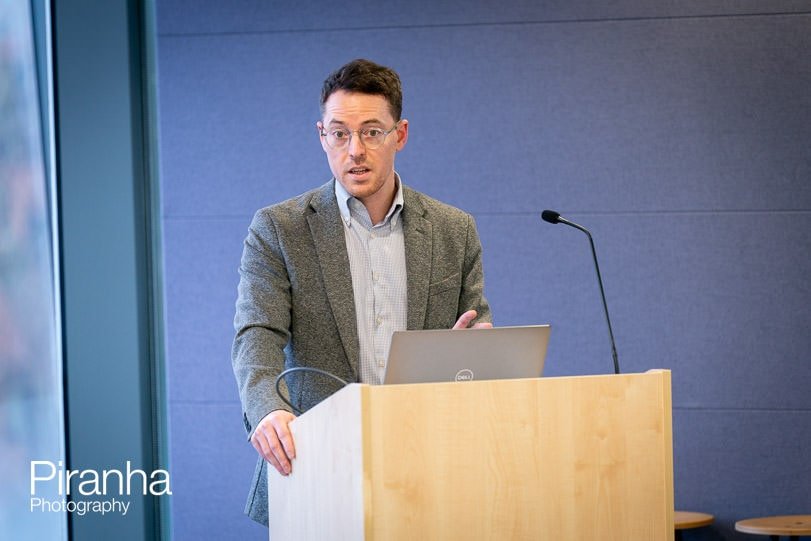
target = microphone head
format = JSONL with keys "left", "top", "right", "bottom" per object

{"left": 541, "top": 210, "right": 561, "bottom": 224}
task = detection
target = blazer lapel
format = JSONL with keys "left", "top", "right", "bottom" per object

{"left": 402, "top": 188, "right": 432, "bottom": 330}
{"left": 307, "top": 181, "right": 360, "bottom": 380}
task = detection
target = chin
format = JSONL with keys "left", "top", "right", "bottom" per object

{"left": 345, "top": 179, "right": 374, "bottom": 193}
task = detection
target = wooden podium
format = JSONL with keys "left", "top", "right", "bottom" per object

{"left": 269, "top": 371, "right": 674, "bottom": 540}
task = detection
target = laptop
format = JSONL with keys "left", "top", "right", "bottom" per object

{"left": 383, "top": 325, "right": 551, "bottom": 384}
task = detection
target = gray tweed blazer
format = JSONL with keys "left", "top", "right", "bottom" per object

{"left": 232, "top": 179, "right": 491, "bottom": 525}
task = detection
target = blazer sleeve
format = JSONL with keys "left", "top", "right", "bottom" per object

{"left": 460, "top": 213, "right": 493, "bottom": 324}
{"left": 232, "top": 208, "right": 292, "bottom": 438}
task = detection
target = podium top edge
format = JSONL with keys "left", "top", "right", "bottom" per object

{"left": 347, "top": 370, "right": 671, "bottom": 389}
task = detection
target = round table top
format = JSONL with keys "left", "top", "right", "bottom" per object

{"left": 735, "top": 515, "right": 811, "bottom": 535}
{"left": 674, "top": 511, "right": 714, "bottom": 529}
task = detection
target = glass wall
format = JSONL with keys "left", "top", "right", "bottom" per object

{"left": 0, "top": 1, "right": 66, "bottom": 539}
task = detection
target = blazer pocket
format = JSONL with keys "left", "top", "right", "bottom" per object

{"left": 428, "top": 272, "right": 461, "bottom": 296}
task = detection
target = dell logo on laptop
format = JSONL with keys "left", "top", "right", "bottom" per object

{"left": 455, "top": 369, "right": 474, "bottom": 382}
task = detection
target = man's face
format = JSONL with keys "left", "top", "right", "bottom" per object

{"left": 318, "top": 90, "right": 408, "bottom": 206}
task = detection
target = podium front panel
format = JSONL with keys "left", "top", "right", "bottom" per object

{"left": 271, "top": 371, "right": 674, "bottom": 540}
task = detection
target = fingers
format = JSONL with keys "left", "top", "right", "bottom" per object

{"left": 250, "top": 410, "right": 297, "bottom": 476}
{"left": 251, "top": 433, "right": 284, "bottom": 474}
{"left": 452, "top": 310, "right": 492, "bottom": 330}
{"left": 274, "top": 415, "right": 297, "bottom": 464}
{"left": 452, "top": 309, "right": 478, "bottom": 330}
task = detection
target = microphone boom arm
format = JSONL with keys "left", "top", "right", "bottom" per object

{"left": 543, "top": 212, "right": 621, "bottom": 375}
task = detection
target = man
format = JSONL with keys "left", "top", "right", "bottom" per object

{"left": 232, "top": 59, "right": 492, "bottom": 526}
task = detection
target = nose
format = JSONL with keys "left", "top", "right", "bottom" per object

{"left": 347, "top": 131, "right": 366, "bottom": 159}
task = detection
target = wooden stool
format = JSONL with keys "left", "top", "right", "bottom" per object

{"left": 674, "top": 511, "right": 714, "bottom": 541}
{"left": 735, "top": 515, "right": 811, "bottom": 540}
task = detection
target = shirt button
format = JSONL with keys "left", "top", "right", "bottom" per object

{"left": 376, "top": 316, "right": 383, "bottom": 326}
{"left": 378, "top": 360, "right": 385, "bottom": 367}
{"left": 372, "top": 271, "right": 379, "bottom": 282}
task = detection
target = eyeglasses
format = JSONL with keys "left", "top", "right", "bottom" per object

{"left": 319, "top": 122, "right": 399, "bottom": 150}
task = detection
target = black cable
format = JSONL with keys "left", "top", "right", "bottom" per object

{"left": 274, "top": 367, "right": 350, "bottom": 415}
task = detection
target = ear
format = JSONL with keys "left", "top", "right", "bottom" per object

{"left": 395, "top": 119, "right": 409, "bottom": 151}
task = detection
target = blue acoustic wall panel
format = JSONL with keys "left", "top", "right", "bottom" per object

{"left": 157, "top": 0, "right": 811, "bottom": 35}
{"left": 159, "top": 15, "right": 811, "bottom": 218}
{"left": 169, "top": 403, "right": 266, "bottom": 540}
{"left": 480, "top": 212, "right": 811, "bottom": 406}
{"left": 156, "top": 2, "right": 811, "bottom": 539}
{"left": 673, "top": 409, "right": 811, "bottom": 539}
{"left": 162, "top": 218, "right": 248, "bottom": 403}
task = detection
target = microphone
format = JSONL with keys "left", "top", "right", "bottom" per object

{"left": 541, "top": 210, "right": 620, "bottom": 375}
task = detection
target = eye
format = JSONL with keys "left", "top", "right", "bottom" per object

{"left": 363, "top": 128, "right": 384, "bottom": 138}
{"left": 331, "top": 129, "right": 349, "bottom": 139}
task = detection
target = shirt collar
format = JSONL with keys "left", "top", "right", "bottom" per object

{"left": 334, "top": 173, "right": 404, "bottom": 228}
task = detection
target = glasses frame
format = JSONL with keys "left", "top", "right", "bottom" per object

{"left": 318, "top": 121, "right": 400, "bottom": 150}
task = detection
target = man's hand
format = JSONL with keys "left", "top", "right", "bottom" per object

{"left": 250, "top": 410, "right": 296, "bottom": 476}
{"left": 452, "top": 309, "right": 493, "bottom": 330}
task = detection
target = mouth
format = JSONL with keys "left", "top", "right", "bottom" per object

{"left": 346, "top": 166, "right": 371, "bottom": 178}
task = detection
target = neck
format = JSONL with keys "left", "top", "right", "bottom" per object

{"left": 360, "top": 175, "right": 397, "bottom": 225}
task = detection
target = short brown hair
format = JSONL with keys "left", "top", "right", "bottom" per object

{"left": 320, "top": 59, "right": 403, "bottom": 121}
